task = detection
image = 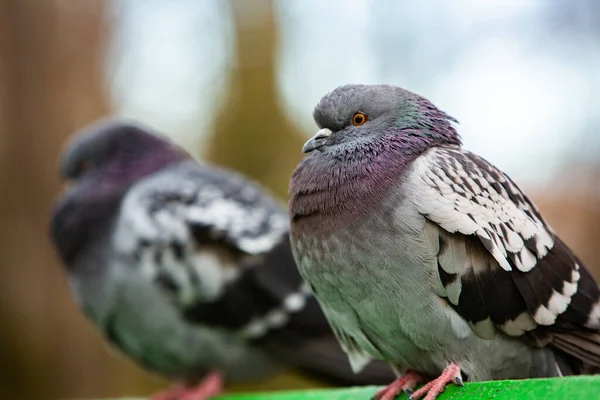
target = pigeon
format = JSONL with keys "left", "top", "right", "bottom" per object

{"left": 49, "top": 119, "right": 395, "bottom": 400}
{"left": 288, "top": 84, "right": 600, "bottom": 400}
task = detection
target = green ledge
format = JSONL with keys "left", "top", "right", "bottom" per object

{"left": 114, "top": 375, "right": 600, "bottom": 400}
{"left": 212, "top": 376, "right": 600, "bottom": 400}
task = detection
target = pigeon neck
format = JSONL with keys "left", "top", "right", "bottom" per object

{"left": 50, "top": 183, "right": 124, "bottom": 268}
{"left": 289, "top": 134, "right": 421, "bottom": 235}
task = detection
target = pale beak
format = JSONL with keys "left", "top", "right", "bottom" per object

{"left": 302, "top": 128, "right": 333, "bottom": 153}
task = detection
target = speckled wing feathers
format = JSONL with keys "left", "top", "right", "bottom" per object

{"left": 412, "top": 146, "right": 600, "bottom": 367}
{"left": 417, "top": 146, "right": 554, "bottom": 273}
{"left": 112, "top": 161, "right": 300, "bottom": 333}
{"left": 117, "top": 161, "right": 288, "bottom": 256}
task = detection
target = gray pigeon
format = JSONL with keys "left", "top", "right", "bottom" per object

{"left": 289, "top": 84, "right": 600, "bottom": 400}
{"left": 49, "top": 119, "right": 395, "bottom": 400}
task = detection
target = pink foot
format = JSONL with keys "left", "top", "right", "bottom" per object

{"left": 372, "top": 370, "right": 425, "bottom": 400}
{"left": 409, "top": 363, "right": 463, "bottom": 400}
{"left": 151, "top": 371, "right": 224, "bottom": 400}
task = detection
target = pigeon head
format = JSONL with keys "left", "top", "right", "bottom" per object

{"left": 60, "top": 118, "right": 187, "bottom": 186}
{"left": 50, "top": 119, "right": 188, "bottom": 266}
{"left": 303, "top": 84, "right": 461, "bottom": 154}
{"left": 290, "top": 85, "right": 461, "bottom": 232}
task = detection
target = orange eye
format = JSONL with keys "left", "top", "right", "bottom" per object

{"left": 352, "top": 112, "right": 367, "bottom": 126}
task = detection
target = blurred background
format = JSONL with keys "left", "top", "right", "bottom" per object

{"left": 1, "top": 0, "right": 599, "bottom": 399}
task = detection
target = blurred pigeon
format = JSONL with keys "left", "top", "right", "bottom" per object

{"left": 289, "top": 84, "right": 600, "bottom": 400}
{"left": 49, "top": 119, "right": 395, "bottom": 400}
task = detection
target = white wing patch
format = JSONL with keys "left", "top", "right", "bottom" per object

{"left": 186, "top": 191, "right": 288, "bottom": 255}
{"left": 412, "top": 146, "right": 554, "bottom": 273}
{"left": 112, "top": 164, "right": 289, "bottom": 307}
{"left": 499, "top": 312, "right": 537, "bottom": 336}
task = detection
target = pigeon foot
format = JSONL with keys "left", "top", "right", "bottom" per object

{"left": 409, "top": 363, "right": 463, "bottom": 400}
{"left": 150, "top": 371, "right": 223, "bottom": 400}
{"left": 372, "top": 370, "right": 425, "bottom": 400}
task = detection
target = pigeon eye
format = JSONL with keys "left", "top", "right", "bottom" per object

{"left": 351, "top": 112, "right": 367, "bottom": 126}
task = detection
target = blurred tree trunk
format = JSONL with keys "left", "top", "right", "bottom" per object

{"left": 0, "top": 1, "right": 158, "bottom": 399}
{"left": 206, "top": 0, "right": 305, "bottom": 199}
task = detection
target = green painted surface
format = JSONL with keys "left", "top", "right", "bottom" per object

{"left": 213, "top": 376, "right": 600, "bottom": 400}
{"left": 112, "top": 376, "right": 600, "bottom": 400}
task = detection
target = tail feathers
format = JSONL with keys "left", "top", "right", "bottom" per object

{"left": 552, "top": 331, "right": 600, "bottom": 369}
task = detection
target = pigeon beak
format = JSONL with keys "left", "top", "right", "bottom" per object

{"left": 302, "top": 128, "right": 332, "bottom": 153}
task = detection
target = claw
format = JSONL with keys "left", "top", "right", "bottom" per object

{"left": 454, "top": 375, "right": 464, "bottom": 387}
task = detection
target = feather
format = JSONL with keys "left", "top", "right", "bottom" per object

{"left": 415, "top": 146, "right": 555, "bottom": 273}
{"left": 551, "top": 331, "right": 600, "bottom": 367}
{"left": 413, "top": 146, "right": 600, "bottom": 372}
